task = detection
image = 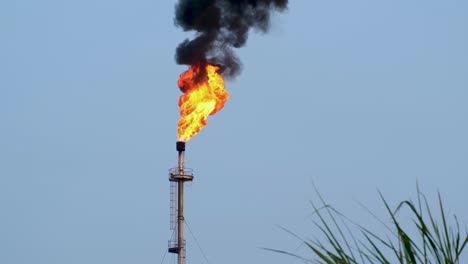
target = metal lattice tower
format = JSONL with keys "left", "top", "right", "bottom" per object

{"left": 168, "top": 141, "right": 193, "bottom": 264}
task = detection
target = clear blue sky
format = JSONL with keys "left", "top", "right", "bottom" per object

{"left": 1, "top": 1, "right": 467, "bottom": 264}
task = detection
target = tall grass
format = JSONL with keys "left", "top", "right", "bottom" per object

{"left": 267, "top": 187, "right": 468, "bottom": 264}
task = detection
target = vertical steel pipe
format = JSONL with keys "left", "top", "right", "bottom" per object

{"left": 178, "top": 179, "right": 184, "bottom": 264}
{"left": 178, "top": 151, "right": 184, "bottom": 174}
{"left": 176, "top": 141, "right": 185, "bottom": 174}
{"left": 176, "top": 141, "right": 186, "bottom": 264}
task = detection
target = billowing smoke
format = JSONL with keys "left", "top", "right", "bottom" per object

{"left": 174, "top": 0, "right": 288, "bottom": 82}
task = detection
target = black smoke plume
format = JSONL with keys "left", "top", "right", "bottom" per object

{"left": 174, "top": 0, "right": 288, "bottom": 81}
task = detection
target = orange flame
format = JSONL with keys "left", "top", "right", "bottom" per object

{"left": 177, "top": 64, "right": 229, "bottom": 141}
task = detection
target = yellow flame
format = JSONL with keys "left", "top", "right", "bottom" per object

{"left": 177, "top": 64, "right": 229, "bottom": 141}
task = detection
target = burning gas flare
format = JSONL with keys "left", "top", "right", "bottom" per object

{"left": 177, "top": 64, "right": 229, "bottom": 141}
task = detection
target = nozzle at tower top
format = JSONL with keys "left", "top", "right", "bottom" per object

{"left": 176, "top": 141, "right": 185, "bottom": 152}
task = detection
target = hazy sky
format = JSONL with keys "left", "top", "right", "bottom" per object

{"left": 1, "top": 1, "right": 467, "bottom": 264}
